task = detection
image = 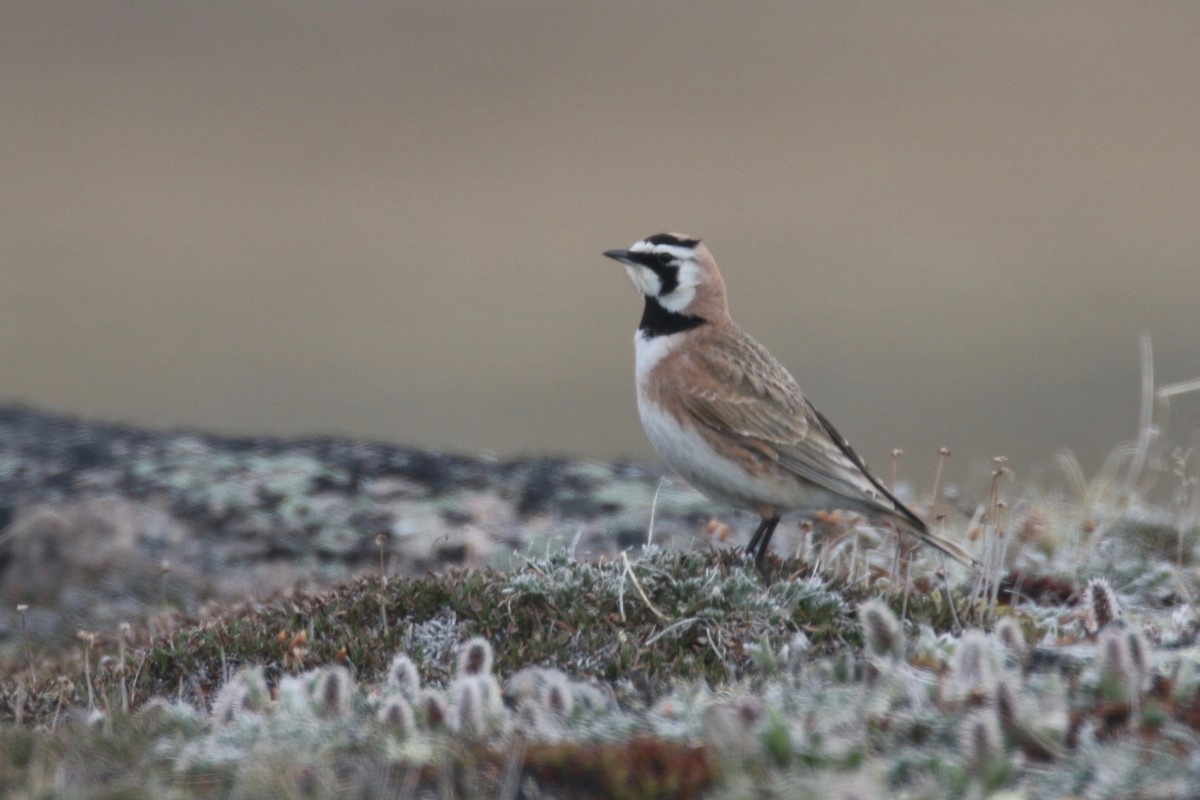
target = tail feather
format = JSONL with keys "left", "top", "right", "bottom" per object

{"left": 899, "top": 516, "right": 977, "bottom": 568}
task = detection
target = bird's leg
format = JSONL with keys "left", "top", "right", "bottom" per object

{"left": 744, "top": 516, "right": 772, "bottom": 560}
{"left": 749, "top": 516, "right": 782, "bottom": 572}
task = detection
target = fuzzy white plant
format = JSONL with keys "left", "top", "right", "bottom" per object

{"left": 377, "top": 694, "right": 416, "bottom": 737}
{"left": 386, "top": 652, "right": 421, "bottom": 701}
{"left": 994, "top": 617, "right": 1027, "bottom": 667}
{"left": 1125, "top": 626, "right": 1151, "bottom": 688}
{"left": 457, "top": 636, "right": 495, "bottom": 677}
{"left": 419, "top": 688, "right": 448, "bottom": 730}
{"left": 312, "top": 665, "right": 354, "bottom": 719}
{"left": 448, "top": 673, "right": 506, "bottom": 737}
{"left": 959, "top": 710, "right": 1001, "bottom": 769}
{"left": 858, "top": 599, "right": 904, "bottom": 662}
{"left": 210, "top": 666, "right": 270, "bottom": 726}
{"left": 451, "top": 675, "right": 485, "bottom": 738}
{"left": 1084, "top": 577, "right": 1121, "bottom": 632}
{"left": 540, "top": 669, "right": 574, "bottom": 718}
{"left": 1098, "top": 628, "right": 1135, "bottom": 703}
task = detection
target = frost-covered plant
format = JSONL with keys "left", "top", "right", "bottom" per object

{"left": 994, "top": 617, "right": 1027, "bottom": 667}
{"left": 377, "top": 695, "right": 415, "bottom": 737}
{"left": 1085, "top": 577, "right": 1121, "bottom": 631}
{"left": 419, "top": 688, "right": 448, "bottom": 730}
{"left": 858, "top": 599, "right": 903, "bottom": 662}
{"left": 386, "top": 652, "right": 421, "bottom": 701}
{"left": 457, "top": 636, "right": 494, "bottom": 677}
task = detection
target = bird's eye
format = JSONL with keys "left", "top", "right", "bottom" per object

{"left": 656, "top": 252, "right": 674, "bottom": 265}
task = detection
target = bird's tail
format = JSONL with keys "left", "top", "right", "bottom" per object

{"left": 903, "top": 520, "right": 978, "bottom": 568}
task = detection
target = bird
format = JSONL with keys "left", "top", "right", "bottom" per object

{"left": 602, "top": 233, "right": 976, "bottom": 572}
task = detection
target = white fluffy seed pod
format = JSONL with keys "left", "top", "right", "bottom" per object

{"left": 858, "top": 599, "right": 903, "bottom": 661}
{"left": 458, "top": 636, "right": 494, "bottom": 677}
{"left": 959, "top": 711, "right": 1001, "bottom": 768}
{"left": 377, "top": 695, "right": 416, "bottom": 737}
{"left": 540, "top": 670, "right": 574, "bottom": 717}
{"left": 1099, "top": 628, "right": 1133, "bottom": 700}
{"left": 1085, "top": 577, "right": 1120, "bottom": 629}
{"left": 386, "top": 652, "right": 421, "bottom": 701}
{"left": 476, "top": 673, "right": 505, "bottom": 726}
{"left": 210, "top": 682, "right": 247, "bottom": 727}
{"left": 452, "top": 676, "right": 485, "bottom": 738}
{"left": 994, "top": 617, "right": 1027, "bottom": 666}
{"left": 1126, "top": 627, "right": 1150, "bottom": 680}
{"left": 313, "top": 666, "right": 354, "bottom": 719}
{"left": 953, "top": 629, "right": 991, "bottom": 690}
{"left": 992, "top": 677, "right": 1020, "bottom": 736}
{"left": 419, "top": 688, "right": 448, "bottom": 729}
{"left": 210, "top": 666, "right": 270, "bottom": 725}
{"left": 505, "top": 667, "right": 551, "bottom": 709}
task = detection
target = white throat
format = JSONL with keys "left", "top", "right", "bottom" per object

{"left": 623, "top": 265, "right": 662, "bottom": 297}
{"left": 633, "top": 327, "right": 678, "bottom": 389}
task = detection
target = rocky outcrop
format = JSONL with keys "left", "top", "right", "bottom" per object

{"left": 0, "top": 407, "right": 716, "bottom": 640}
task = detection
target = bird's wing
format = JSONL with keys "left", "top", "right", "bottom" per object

{"left": 679, "top": 330, "right": 977, "bottom": 567}
{"left": 679, "top": 331, "right": 897, "bottom": 511}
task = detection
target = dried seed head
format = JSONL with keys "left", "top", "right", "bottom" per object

{"left": 209, "top": 667, "right": 269, "bottom": 724}
{"left": 858, "top": 599, "right": 904, "bottom": 661}
{"left": 992, "top": 678, "right": 1019, "bottom": 735}
{"left": 953, "top": 629, "right": 990, "bottom": 689}
{"left": 1085, "top": 578, "right": 1120, "bottom": 629}
{"left": 419, "top": 688, "right": 448, "bottom": 729}
{"left": 1126, "top": 628, "right": 1150, "bottom": 678}
{"left": 476, "top": 673, "right": 505, "bottom": 724}
{"left": 1099, "top": 629, "right": 1133, "bottom": 699}
{"left": 453, "top": 676, "right": 485, "bottom": 737}
{"left": 504, "top": 667, "right": 550, "bottom": 709}
{"left": 210, "top": 682, "right": 246, "bottom": 726}
{"left": 994, "top": 617, "right": 1027, "bottom": 665}
{"left": 459, "top": 636, "right": 494, "bottom": 677}
{"left": 960, "top": 711, "right": 1000, "bottom": 768}
{"left": 377, "top": 695, "right": 415, "bottom": 737}
{"left": 387, "top": 652, "right": 421, "bottom": 701}
{"left": 1101, "top": 630, "right": 1128, "bottom": 672}
{"left": 517, "top": 697, "right": 540, "bottom": 727}
{"left": 239, "top": 667, "right": 270, "bottom": 712}
{"left": 314, "top": 666, "right": 353, "bottom": 719}
{"left": 541, "top": 670, "right": 573, "bottom": 717}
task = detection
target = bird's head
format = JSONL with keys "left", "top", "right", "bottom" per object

{"left": 602, "top": 233, "right": 727, "bottom": 318}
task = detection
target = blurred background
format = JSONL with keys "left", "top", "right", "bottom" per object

{"left": 2, "top": 2, "right": 1198, "bottom": 480}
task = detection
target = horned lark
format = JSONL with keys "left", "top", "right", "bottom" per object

{"left": 603, "top": 233, "right": 975, "bottom": 571}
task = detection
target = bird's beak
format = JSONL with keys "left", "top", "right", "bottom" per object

{"left": 603, "top": 248, "right": 635, "bottom": 266}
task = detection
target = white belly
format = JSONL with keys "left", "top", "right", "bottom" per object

{"left": 638, "top": 399, "right": 773, "bottom": 510}
{"left": 633, "top": 330, "right": 855, "bottom": 516}
{"left": 634, "top": 330, "right": 778, "bottom": 510}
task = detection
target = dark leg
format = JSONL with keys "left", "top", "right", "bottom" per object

{"left": 744, "top": 516, "right": 772, "bottom": 559}
{"left": 745, "top": 516, "right": 781, "bottom": 572}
